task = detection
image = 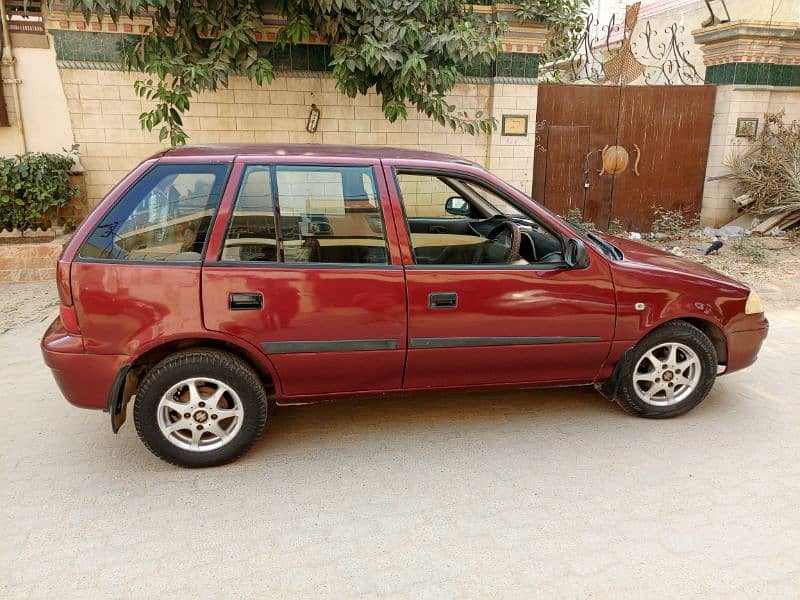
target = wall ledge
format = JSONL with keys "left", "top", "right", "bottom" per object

{"left": 54, "top": 61, "right": 540, "bottom": 85}
{"left": 732, "top": 84, "right": 800, "bottom": 92}
{"left": 693, "top": 20, "right": 800, "bottom": 45}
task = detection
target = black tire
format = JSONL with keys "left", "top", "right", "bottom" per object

{"left": 133, "top": 349, "right": 268, "bottom": 467}
{"left": 615, "top": 321, "right": 717, "bottom": 418}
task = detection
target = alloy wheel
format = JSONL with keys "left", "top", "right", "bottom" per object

{"left": 156, "top": 377, "right": 244, "bottom": 452}
{"left": 632, "top": 342, "right": 702, "bottom": 406}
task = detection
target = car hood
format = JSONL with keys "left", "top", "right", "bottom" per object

{"left": 598, "top": 234, "right": 749, "bottom": 291}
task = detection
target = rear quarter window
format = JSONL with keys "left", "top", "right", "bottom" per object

{"left": 79, "top": 163, "right": 230, "bottom": 262}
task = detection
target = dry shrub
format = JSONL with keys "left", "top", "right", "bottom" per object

{"left": 732, "top": 237, "right": 766, "bottom": 262}
{"left": 725, "top": 110, "right": 800, "bottom": 214}
{"left": 650, "top": 205, "right": 697, "bottom": 240}
{"left": 565, "top": 207, "right": 597, "bottom": 231}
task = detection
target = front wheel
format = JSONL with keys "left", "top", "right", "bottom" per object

{"left": 134, "top": 349, "right": 268, "bottom": 467}
{"left": 615, "top": 321, "right": 717, "bottom": 418}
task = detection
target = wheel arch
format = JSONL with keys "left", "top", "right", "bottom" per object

{"left": 110, "top": 335, "right": 281, "bottom": 432}
{"left": 626, "top": 314, "right": 729, "bottom": 365}
{"left": 599, "top": 316, "right": 727, "bottom": 401}
{"left": 678, "top": 317, "right": 728, "bottom": 365}
{"left": 130, "top": 337, "right": 279, "bottom": 392}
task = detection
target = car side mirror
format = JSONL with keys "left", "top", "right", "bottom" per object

{"left": 445, "top": 196, "right": 470, "bottom": 216}
{"left": 564, "top": 238, "right": 589, "bottom": 268}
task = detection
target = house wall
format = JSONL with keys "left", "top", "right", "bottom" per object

{"left": 0, "top": 64, "right": 23, "bottom": 154}
{"left": 702, "top": 85, "right": 800, "bottom": 224}
{"left": 6, "top": 6, "right": 799, "bottom": 231}
{"left": 52, "top": 61, "right": 800, "bottom": 227}
{"left": 40, "top": 4, "right": 546, "bottom": 211}
{"left": 0, "top": 45, "right": 75, "bottom": 157}
{"left": 60, "top": 69, "right": 539, "bottom": 210}
{"left": 694, "top": 16, "right": 800, "bottom": 225}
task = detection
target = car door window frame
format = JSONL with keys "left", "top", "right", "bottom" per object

{"left": 210, "top": 159, "right": 401, "bottom": 269}
{"left": 388, "top": 166, "right": 570, "bottom": 271}
{"left": 218, "top": 164, "right": 279, "bottom": 263}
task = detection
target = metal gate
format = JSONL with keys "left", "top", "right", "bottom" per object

{"left": 532, "top": 83, "right": 716, "bottom": 232}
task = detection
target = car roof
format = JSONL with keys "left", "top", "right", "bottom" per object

{"left": 156, "top": 144, "right": 474, "bottom": 165}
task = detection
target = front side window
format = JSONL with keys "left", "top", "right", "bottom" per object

{"left": 396, "top": 174, "right": 470, "bottom": 219}
{"left": 395, "top": 171, "right": 563, "bottom": 266}
{"left": 80, "top": 163, "right": 229, "bottom": 262}
{"left": 222, "top": 164, "right": 388, "bottom": 265}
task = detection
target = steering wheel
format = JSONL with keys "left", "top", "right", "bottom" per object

{"left": 485, "top": 220, "right": 522, "bottom": 263}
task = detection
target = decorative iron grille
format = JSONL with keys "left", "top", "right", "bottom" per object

{"left": 558, "top": 3, "right": 703, "bottom": 86}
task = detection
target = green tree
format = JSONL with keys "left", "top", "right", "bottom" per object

{"left": 59, "top": 1, "right": 586, "bottom": 146}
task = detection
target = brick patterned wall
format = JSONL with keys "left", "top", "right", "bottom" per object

{"left": 484, "top": 83, "right": 538, "bottom": 195}
{"left": 701, "top": 85, "right": 800, "bottom": 225}
{"left": 59, "top": 69, "right": 539, "bottom": 209}
{"left": 395, "top": 174, "right": 455, "bottom": 218}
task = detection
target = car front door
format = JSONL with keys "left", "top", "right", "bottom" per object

{"left": 202, "top": 157, "right": 407, "bottom": 398}
{"left": 383, "top": 162, "right": 616, "bottom": 390}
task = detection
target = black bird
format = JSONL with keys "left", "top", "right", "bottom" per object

{"left": 704, "top": 239, "right": 724, "bottom": 255}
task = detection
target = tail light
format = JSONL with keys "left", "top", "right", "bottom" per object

{"left": 57, "top": 260, "right": 73, "bottom": 306}
{"left": 59, "top": 304, "right": 81, "bottom": 335}
{"left": 56, "top": 259, "right": 81, "bottom": 335}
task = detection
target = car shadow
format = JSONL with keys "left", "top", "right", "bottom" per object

{"left": 106, "top": 378, "right": 737, "bottom": 470}
{"left": 248, "top": 385, "right": 620, "bottom": 456}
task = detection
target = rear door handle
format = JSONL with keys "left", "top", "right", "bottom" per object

{"left": 428, "top": 292, "right": 458, "bottom": 309}
{"left": 229, "top": 292, "right": 263, "bottom": 310}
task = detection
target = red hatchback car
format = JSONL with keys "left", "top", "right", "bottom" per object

{"left": 42, "top": 145, "right": 768, "bottom": 467}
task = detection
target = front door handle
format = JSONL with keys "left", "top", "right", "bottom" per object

{"left": 428, "top": 292, "right": 458, "bottom": 309}
{"left": 229, "top": 292, "right": 263, "bottom": 310}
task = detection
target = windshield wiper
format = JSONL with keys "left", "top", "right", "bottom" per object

{"left": 586, "top": 231, "right": 623, "bottom": 260}
{"left": 560, "top": 217, "right": 621, "bottom": 260}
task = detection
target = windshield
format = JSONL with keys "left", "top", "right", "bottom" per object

{"left": 463, "top": 181, "right": 524, "bottom": 217}
{"left": 509, "top": 185, "right": 623, "bottom": 260}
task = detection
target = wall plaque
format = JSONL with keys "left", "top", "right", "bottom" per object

{"left": 501, "top": 114, "right": 528, "bottom": 136}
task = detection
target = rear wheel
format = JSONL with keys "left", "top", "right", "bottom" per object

{"left": 616, "top": 321, "right": 717, "bottom": 418}
{"left": 134, "top": 349, "right": 267, "bottom": 467}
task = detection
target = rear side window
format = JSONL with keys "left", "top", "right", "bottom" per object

{"left": 222, "top": 164, "right": 387, "bottom": 265}
{"left": 79, "top": 163, "right": 230, "bottom": 262}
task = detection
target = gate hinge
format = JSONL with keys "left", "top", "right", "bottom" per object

{"left": 1, "top": 78, "right": 22, "bottom": 84}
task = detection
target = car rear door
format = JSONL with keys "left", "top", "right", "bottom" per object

{"left": 383, "top": 160, "right": 616, "bottom": 390}
{"left": 202, "top": 156, "right": 407, "bottom": 399}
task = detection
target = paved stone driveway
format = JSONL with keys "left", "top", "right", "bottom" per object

{"left": 1, "top": 308, "right": 798, "bottom": 598}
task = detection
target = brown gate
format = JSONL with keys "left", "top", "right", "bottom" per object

{"left": 533, "top": 84, "right": 716, "bottom": 231}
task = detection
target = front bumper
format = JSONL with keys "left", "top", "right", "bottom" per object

{"left": 724, "top": 316, "right": 769, "bottom": 374}
{"left": 41, "top": 317, "right": 128, "bottom": 410}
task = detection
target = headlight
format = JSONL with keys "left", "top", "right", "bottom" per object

{"left": 745, "top": 290, "right": 764, "bottom": 315}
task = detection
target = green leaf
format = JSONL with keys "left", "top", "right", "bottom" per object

{"left": 60, "top": 0, "right": 516, "bottom": 142}
{"left": 0, "top": 149, "right": 78, "bottom": 232}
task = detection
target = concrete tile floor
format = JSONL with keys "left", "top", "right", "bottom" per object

{"left": 1, "top": 309, "right": 798, "bottom": 598}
